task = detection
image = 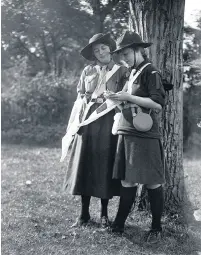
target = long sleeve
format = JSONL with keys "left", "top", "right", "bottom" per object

{"left": 77, "top": 69, "right": 86, "bottom": 97}
{"left": 147, "top": 72, "right": 165, "bottom": 107}
{"left": 118, "top": 66, "right": 130, "bottom": 91}
{"left": 77, "top": 65, "right": 100, "bottom": 99}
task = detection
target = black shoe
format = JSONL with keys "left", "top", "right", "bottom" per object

{"left": 144, "top": 229, "right": 163, "bottom": 244}
{"left": 71, "top": 214, "right": 90, "bottom": 228}
{"left": 100, "top": 216, "right": 110, "bottom": 229}
{"left": 110, "top": 221, "right": 124, "bottom": 234}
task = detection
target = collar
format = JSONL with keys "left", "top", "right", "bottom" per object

{"left": 96, "top": 59, "right": 115, "bottom": 71}
{"left": 107, "top": 59, "right": 115, "bottom": 71}
{"left": 131, "top": 60, "right": 149, "bottom": 73}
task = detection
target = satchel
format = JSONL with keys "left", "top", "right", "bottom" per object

{"left": 131, "top": 107, "right": 153, "bottom": 132}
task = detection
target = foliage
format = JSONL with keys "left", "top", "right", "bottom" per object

{"left": 1, "top": 0, "right": 201, "bottom": 150}
{"left": 84, "top": 0, "right": 129, "bottom": 34}
{"left": 1, "top": 124, "right": 65, "bottom": 146}
{"left": 183, "top": 21, "right": 201, "bottom": 152}
{"left": 1, "top": 0, "right": 96, "bottom": 75}
{"left": 1, "top": 0, "right": 129, "bottom": 76}
{"left": 183, "top": 26, "right": 201, "bottom": 62}
{"left": 1, "top": 0, "right": 130, "bottom": 145}
{"left": 183, "top": 82, "right": 201, "bottom": 151}
{"left": 1, "top": 58, "right": 78, "bottom": 145}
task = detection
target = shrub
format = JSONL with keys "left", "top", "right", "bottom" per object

{"left": 1, "top": 62, "right": 79, "bottom": 145}
{"left": 183, "top": 84, "right": 201, "bottom": 152}
{"left": 2, "top": 69, "right": 78, "bottom": 128}
{"left": 1, "top": 123, "right": 65, "bottom": 147}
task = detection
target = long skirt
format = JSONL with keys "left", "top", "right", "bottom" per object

{"left": 113, "top": 135, "right": 166, "bottom": 185}
{"left": 63, "top": 104, "right": 121, "bottom": 199}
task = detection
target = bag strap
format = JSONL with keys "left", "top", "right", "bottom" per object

{"left": 127, "top": 63, "right": 151, "bottom": 94}
{"left": 127, "top": 63, "right": 152, "bottom": 116}
{"left": 80, "top": 64, "right": 153, "bottom": 128}
{"left": 130, "top": 105, "right": 152, "bottom": 116}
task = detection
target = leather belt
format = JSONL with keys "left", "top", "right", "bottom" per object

{"left": 91, "top": 98, "right": 105, "bottom": 103}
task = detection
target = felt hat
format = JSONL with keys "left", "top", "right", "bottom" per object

{"left": 112, "top": 31, "right": 152, "bottom": 54}
{"left": 80, "top": 33, "right": 116, "bottom": 61}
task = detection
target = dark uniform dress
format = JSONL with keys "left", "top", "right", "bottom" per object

{"left": 113, "top": 60, "right": 166, "bottom": 185}
{"left": 64, "top": 61, "right": 128, "bottom": 199}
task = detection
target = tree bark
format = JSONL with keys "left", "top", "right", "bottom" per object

{"left": 129, "top": 0, "right": 185, "bottom": 211}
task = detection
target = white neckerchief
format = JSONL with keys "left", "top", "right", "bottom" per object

{"left": 127, "top": 68, "right": 136, "bottom": 94}
{"left": 127, "top": 63, "right": 151, "bottom": 94}
{"left": 92, "top": 65, "right": 107, "bottom": 98}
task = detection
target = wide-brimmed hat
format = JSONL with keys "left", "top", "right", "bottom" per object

{"left": 80, "top": 33, "right": 116, "bottom": 61}
{"left": 112, "top": 31, "right": 152, "bottom": 54}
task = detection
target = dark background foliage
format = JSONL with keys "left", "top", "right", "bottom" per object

{"left": 1, "top": 0, "right": 201, "bottom": 152}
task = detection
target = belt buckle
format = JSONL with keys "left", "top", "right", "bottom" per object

{"left": 97, "top": 98, "right": 104, "bottom": 103}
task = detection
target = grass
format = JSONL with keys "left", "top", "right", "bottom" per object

{"left": 183, "top": 157, "right": 201, "bottom": 210}
{"left": 1, "top": 144, "right": 201, "bottom": 255}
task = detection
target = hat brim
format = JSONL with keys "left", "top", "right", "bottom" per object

{"left": 112, "top": 42, "right": 152, "bottom": 54}
{"left": 80, "top": 33, "right": 116, "bottom": 61}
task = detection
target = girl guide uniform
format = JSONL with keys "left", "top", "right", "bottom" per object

{"left": 62, "top": 33, "right": 128, "bottom": 228}
{"left": 109, "top": 31, "right": 166, "bottom": 244}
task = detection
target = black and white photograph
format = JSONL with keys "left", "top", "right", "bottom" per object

{"left": 1, "top": 0, "right": 201, "bottom": 254}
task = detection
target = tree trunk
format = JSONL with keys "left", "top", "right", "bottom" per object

{"left": 129, "top": 0, "right": 185, "bottom": 211}
{"left": 91, "top": 0, "right": 120, "bottom": 33}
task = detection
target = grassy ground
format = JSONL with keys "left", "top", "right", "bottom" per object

{"left": 1, "top": 144, "right": 201, "bottom": 255}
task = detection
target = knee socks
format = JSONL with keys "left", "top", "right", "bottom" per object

{"left": 101, "top": 199, "right": 109, "bottom": 218}
{"left": 80, "top": 195, "right": 91, "bottom": 219}
{"left": 147, "top": 185, "right": 164, "bottom": 231}
{"left": 114, "top": 186, "right": 138, "bottom": 227}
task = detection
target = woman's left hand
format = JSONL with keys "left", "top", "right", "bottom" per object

{"left": 108, "top": 91, "right": 131, "bottom": 102}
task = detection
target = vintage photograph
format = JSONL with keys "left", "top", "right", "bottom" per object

{"left": 1, "top": 0, "right": 201, "bottom": 254}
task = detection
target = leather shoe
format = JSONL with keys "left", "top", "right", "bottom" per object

{"left": 100, "top": 216, "right": 110, "bottom": 228}
{"left": 71, "top": 214, "right": 90, "bottom": 228}
{"left": 110, "top": 221, "right": 124, "bottom": 234}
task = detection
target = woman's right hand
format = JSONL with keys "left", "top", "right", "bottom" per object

{"left": 103, "top": 90, "right": 116, "bottom": 99}
{"left": 107, "top": 91, "right": 131, "bottom": 102}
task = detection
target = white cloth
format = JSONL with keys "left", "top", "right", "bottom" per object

{"left": 60, "top": 64, "right": 121, "bottom": 162}
{"left": 60, "top": 64, "right": 151, "bottom": 162}
{"left": 92, "top": 65, "right": 107, "bottom": 98}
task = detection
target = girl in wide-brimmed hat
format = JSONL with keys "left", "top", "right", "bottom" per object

{"left": 107, "top": 31, "right": 166, "bottom": 243}
{"left": 63, "top": 33, "right": 129, "bottom": 228}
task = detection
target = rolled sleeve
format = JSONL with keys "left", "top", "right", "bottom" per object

{"left": 147, "top": 72, "right": 165, "bottom": 107}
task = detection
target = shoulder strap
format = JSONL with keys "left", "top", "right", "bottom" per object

{"left": 105, "top": 64, "right": 121, "bottom": 83}
{"left": 127, "top": 63, "right": 151, "bottom": 94}
{"left": 91, "top": 64, "right": 121, "bottom": 99}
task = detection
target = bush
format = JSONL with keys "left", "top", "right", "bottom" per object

{"left": 183, "top": 84, "right": 201, "bottom": 152}
{"left": 2, "top": 69, "right": 78, "bottom": 127}
{"left": 1, "top": 123, "right": 65, "bottom": 147}
{"left": 1, "top": 61, "right": 80, "bottom": 145}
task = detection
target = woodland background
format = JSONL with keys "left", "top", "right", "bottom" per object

{"left": 1, "top": 0, "right": 201, "bottom": 154}
{"left": 2, "top": 1, "right": 201, "bottom": 255}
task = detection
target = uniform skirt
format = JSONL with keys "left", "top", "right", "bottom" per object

{"left": 63, "top": 103, "right": 121, "bottom": 199}
{"left": 113, "top": 135, "right": 166, "bottom": 185}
